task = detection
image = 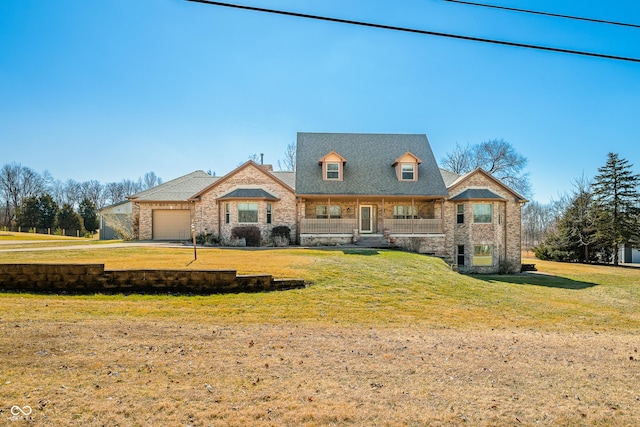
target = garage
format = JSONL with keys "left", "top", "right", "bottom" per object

{"left": 152, "top": 210, "right": 191, "bottom": 240}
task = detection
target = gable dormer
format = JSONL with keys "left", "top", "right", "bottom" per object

{"left": 319, "top": 151, "right": 347, "bottom": 181}
{"left": 392, "top": 152, "right": 422, "bottom": 182}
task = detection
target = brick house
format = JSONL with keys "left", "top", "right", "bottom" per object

{"left": 296, "top": 133, "right": 527, "bottom": 273}
{"left": 128, "top": 162, "right": 296, "bottom": 245}
{"left": 120, "top": 132, "right": 526, "bottom": 272}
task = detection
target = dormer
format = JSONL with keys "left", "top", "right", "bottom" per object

{"left": 392, "top": 152, "right": 422, "bottom": 182}
{"left": 319, "top": 151, "right": 347, "bottom": 181}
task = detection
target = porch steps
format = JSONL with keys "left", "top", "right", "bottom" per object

{"left": 355, "top": 235, "right": 394, "bottom": 249}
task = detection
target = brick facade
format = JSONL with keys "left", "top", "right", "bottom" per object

{"left": 197, "top": 164, "right": 297, "bottom": 244}
{"left": 134, "top": 163, "right": 297, "bottom": 245}
{"left": 130, "top": 157, "right": 523, "bottom": 274}
{"left": 443, "top": 170, "right": 524, "bottom": 273}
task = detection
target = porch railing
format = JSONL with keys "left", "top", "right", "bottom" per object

{"left": 300, "top": 218, "right": 357, "bottom": 234}
{"left": 384, "top": 219, "right": 442, "bottom": 234}
{"left": 300, "top": 218, "right": 443, "bottom": 234}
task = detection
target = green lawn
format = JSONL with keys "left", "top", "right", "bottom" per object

{"left": 1, "top": 245, "right": 638, "bottom": 331}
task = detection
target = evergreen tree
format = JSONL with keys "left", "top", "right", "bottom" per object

{"left": 15, "top": 196, "right": 40, "bottom": 228}
{"left": 591, "top": 153, "right": 640, "bottom": 266}
{"left": 78, "top": 198, "right": 99, "bottom": 233}
{"left": 37, "top": 194, "right": 59, "bottom": 230}
{"left": 57, "top": 203, "right": 84, "bottom": 235}
{"left": 560, "top": 177, "right": 599, "bottom": 262}
{"left": 15, "top": 194, "right": 58, "bottom": 230}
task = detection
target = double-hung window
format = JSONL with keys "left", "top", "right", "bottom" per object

{"left": 266, "top": 203, "right": 272, "bottom": 224}
{"left": 401, "top": 163, "right": 415, "bottom": 181}
{"left": 316, "top": 205, "right": 341, "bottom": 219}
{"left": 456, "top": 204, "right": 464, "bottom": 224}
{"left": 393, "top": 206, "right": 416, "bottom": 219}
{"left": 457, "top": 245, "right": 465, "bottom": 266}
{"left": 326, "top": 163, "right": 340, "bottom": 180}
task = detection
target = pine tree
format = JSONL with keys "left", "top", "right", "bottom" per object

{"left": 79, "top": 198, "right": 99, "bottom": 234}
{"left": 591, "top": 153, "right": 640, "bottom": 266}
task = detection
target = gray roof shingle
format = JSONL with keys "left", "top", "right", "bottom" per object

{"left": 450, "top": 188, "right": 505, "bottom": 200}
{"left": 219, "top": 188, "right": 278, "bottom": 200}
{"left": 295, "top": 133, "right": 448, "bottom": 197}
{"left": 129, "top": 170, "right": 218, "bottom": 201}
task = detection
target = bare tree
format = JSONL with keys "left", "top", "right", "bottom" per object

{"left": 103, "top": 182, "right": 127, "bottom": 206}
{"left": 142, "top": 171, "right": 162, "bottom": 190}
{"left": 120, "top": 179, "right": 142, "bottom": 198}
{"left": 80, "top": 180, "right": 106, "bottom": 210}
{"left": 0, "top": 163, "right": 46, "bottom": 227}
{"left": 277, "top": 142, "right": 296, "bottom": 172}
{"left": 440, "top": 143, "right": 473, "bottom": 175}
{"left": 441, "top": 139, "right": 531, "bottom": 197}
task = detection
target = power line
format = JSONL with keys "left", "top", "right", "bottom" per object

{"left": 443, "top": 0, "right": 640, "bottom": 29}
{"left": 184, "top": 0, "right": 640, "bottom": 63}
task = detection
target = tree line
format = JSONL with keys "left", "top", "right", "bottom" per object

{"left": 532, "top": 153, "right": 640, "bottom": 266}
{"left": 0, "top": 162, "right": 162, "bottom": 234}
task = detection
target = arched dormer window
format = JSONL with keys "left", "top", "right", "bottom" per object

{"left": 319, "top": 151, "right": 347, "bottom": 181}
{"left": 392, "top": 152, "right": 422, "bottom": 182}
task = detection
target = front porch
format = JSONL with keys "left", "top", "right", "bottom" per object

{"left": 298, "top": 198, "right": 445, "bottom": 246}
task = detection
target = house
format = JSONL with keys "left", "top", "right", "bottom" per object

{"left": 107, "top": 132, "right": 526, "bottom": 273}
{"left": 296, "top": 133, "right": 449, "bottom": 249}
{"left": 99, "top": 200, "right": 133, "bottom": 240}
{"left": 619, "top": 244, "right": 640, "bottom": 264}
{"left": 128, "top": 162, "right": 296, "bottom": 244}
{"left": 296, "top": 132, "right": 527, "bottom": 273}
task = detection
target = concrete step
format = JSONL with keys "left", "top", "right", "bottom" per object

{"left": 355, "top": 235, "right": 393, "bottom": 248}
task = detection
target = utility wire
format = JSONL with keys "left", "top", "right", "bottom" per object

{"left": 443, "top": 0, "right": 640, "bottom": 29}
{"left": 185, "top": 0, "right": 640, "bottom": 63}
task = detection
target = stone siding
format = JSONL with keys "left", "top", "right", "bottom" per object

{"left": 444, "top": 172, "right": 523, "bottom": 273}
{"left": 198, "top": 165, "right": 297, "bottom": 245}
{"left": 134, "top": 164, "right": 297, "bottom": 244}
{"left": 0, "top": 264, "right": 305, "bottom": 294}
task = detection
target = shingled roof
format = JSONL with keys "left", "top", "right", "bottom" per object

{"left": 450, "top": 188, "right": 505, "bottom": 200}
{"left": 295, "top": 133, "right": 449, "bottom": 197}
{"left": 218, "top": 188, "right": 279, "bottom": 200}
{"left": 128, "top": 170, "right": 218, "bottom": 202}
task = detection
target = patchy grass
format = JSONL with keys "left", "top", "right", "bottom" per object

{"left": 1, "top": 246, "right": 640, "bottom": 425}
{"left": 0, "top": 231, "right": 104, "bottom": 250}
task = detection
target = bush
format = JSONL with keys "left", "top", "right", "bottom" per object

{"left": 270, "top": 226, "right": 291, "bottom": 246}
{"left": 231, "top": 226, "right": 261, "bottom": 247}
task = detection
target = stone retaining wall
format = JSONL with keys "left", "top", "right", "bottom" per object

{"left": 0, "top": 264, "right": 305, "bottom": 294}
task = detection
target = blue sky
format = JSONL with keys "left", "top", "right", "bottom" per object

{"left": 1, "top": 0, "right": 639, "bottom": 203}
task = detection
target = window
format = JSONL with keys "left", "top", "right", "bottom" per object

{"left": 393, "top": 206, "right": 416, "bottom": 219}
{"left": 225, "top": 203, "right": 230, "bottom": 224}
{"left": 473, "top": 245, "right": 493, "bottom": 266}
{"left": 238, "top": 202, "right": 258, "bottom": 223}
{"left": 401, "top": 163, "right": 415, "bottom": 181}
{"left": 473, "top": 204, "right": 493, "bottom": 223}
{"left": 326, "top": 162, "right": 340, "bottom": 180}
{"left": 266, "top": 203, "right": 272, "bottom": 224}
{"left": 456, "top": 204, "right": 464, "bottom": 224}
{"left": 457, "top": 245, "right": 465, "bottom": 266}
{"left": 316, "top": 205, "right": 341, "bottom": 219}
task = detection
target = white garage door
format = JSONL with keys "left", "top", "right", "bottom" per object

{"left": 152, "top": 210, "right": 191, "bottom": 240}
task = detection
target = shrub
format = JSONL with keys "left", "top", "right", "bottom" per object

{"left": 270, "top": 226, "right": 291, "bottom": 246}
{"left": 231, "top": 226, "right": 261, "bottom": 247}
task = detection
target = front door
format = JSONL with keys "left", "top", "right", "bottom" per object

{"left": 360, "top": 205, "right": 373, "bottom": 233}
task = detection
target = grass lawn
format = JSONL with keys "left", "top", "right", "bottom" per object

{"left": 1, "top": 245, "right": 639, "bottom": 425}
